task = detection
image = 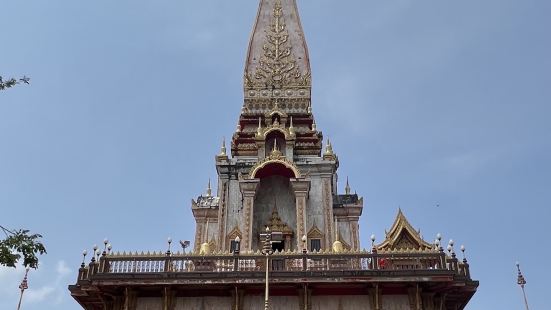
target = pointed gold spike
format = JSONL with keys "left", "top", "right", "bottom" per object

{"left": 219, "top": 137, "right": 227, "bottom": 156}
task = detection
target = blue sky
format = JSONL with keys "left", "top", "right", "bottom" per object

{"left": 1, "top": 0, "right": 549, "bottom": 309}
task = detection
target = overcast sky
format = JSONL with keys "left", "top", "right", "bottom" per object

{"left": 1, "top": 0, "right": 550, "bottom": 309}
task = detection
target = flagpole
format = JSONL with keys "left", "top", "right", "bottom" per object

{"left": 16, "top": 267, "right": 30, "bottom": 310}
{"left": 516, "top": 262, "right": 529, "bottom": 310}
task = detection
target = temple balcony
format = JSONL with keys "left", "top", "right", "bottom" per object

{"left": 70, "top": 249, "right": 477, "bottom": 309}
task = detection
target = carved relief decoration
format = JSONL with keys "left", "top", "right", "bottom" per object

{"left": 323, "top": 178, "right": 333, "bottom": 248}
{"left": 266, "top": 209, "right": 293, "bottom": 234}
{"left": 245, "top": 0, "right": 311, "bottom": 90}
{"left": 307, "top": 225, "right": 324, "bottom": 239}
{"left": 228, "top": 225, "right": 243, "bottom": 240}
{"left": 297, "top": 198, "right": 305, "bottom": 238}
{"left": 244, "top": 198, "right": 253, "bottom": 249}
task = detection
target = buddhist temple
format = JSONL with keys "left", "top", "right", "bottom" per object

{"left": 69, "top": 0, "right": 478, "bottom": 309}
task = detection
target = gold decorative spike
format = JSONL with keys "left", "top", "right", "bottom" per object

{"left": 325, "top": 139, "right": 333, "bottom": 155}
{"left": 257, "top": 117, "right": 263, "bottom": 135}
{"left": 219, "top": 137, "right": 227, "bottom": 156}
{"left": 324, "top": 139, "right": 337, "bottom": 161}
{"left": 345, "top": 177, "right": 351, "bottom": 195}
{"left": 289, "top": 116, "right": 295, "bottom": 136}
{"left": 271, "top": 138, "right": 283, "bottom": 157}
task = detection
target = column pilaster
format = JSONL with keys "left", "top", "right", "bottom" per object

{"left": 321, "top": 177, "right": 334, "bottom": 249}
{"left": 291, "top": 179, "right": 310, "bottom": 250}
{"left": 239, "top": 179, "right": 260, "bottom": 251}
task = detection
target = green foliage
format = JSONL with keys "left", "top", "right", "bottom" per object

{"left": 0, "top": 226, "right": 46, "bottom": 269}
{"left": 0, "top": 75, "right": 30, "bottom": 91}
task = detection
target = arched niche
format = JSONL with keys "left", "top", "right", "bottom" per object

{"left": 252, "top": 162, "right": 298, "bottom": 179}
{"left": 265, "top": 130, "right": 286, "bottom": 156}
{"left": 252, "top": 175, "right": 297, "bottom": 251}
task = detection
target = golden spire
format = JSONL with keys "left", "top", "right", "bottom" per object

{"left": 289, "top": 116, "right": 295, "bottom": 135}
{"left": 270, "top": 139, "right": 283, "bottom": 157}
{"left": 257, "top": 117, "right": 263, "bottom": 135}
{"left": 345, "top": 177, "right": 351, "bottom": 195}
{"left": 244, "top": 0, "right": 311, "bottom": 93}
{"left": 219, "top": 137, "right": 227, "bottom": 156}
{"left": 325, "top": 139, "right": 334, "bottom": 155}
{"left": 312, "top": 119, "right": 317, "bottom": 131}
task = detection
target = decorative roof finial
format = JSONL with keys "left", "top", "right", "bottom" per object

{"left": 270, "top": 139, "right": 283, "bottom": 157}
{"left": 219, "top": 137, "right": 227, "bottom": 156}
{"left": 257, "top": 117, "right": 263, "bottom": 135}
{"left": 289, "top": 116, "right": 295, "bottom": 135}
{"left": 345, "top": 177, "right": 351, "bottom": 195}
{"left": 311, "top": 119, "right": 317, "bottom": 131}
{"left": 325, "top": 139, "right": 334, "bottom": 155}
{"left": 206, "top": 179, "right": 212, "bottom": 197}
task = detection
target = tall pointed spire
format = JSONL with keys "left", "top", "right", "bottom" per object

{"left": 219, "top": 137, "right": 226, "bottom": 156}
{"left": 244, "top": 0, "right": 311, "bottom": 98}
{"left": 232, "top": 0, "right": 323, "bottom": 157}
{"left": 345, "top": 177, "right": 351, "bottom": 195}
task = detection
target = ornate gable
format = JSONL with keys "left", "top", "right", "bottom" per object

{"left": 377, "top": 209, "right": 433, "bottom": 252}
{"left": 266, "top": 208, "right": 293, "bottom": 234}
{"left": 307, "top": 225, "right": 324, "bottom": 239}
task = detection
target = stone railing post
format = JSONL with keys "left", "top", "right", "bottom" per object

{"left": 371, "top": 248, "right": 379, "bottom": 270}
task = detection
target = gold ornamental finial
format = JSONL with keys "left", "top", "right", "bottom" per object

{"left": 270, "top": 139, "right": 283, "bottom": 157}
{"left": 312, "top": 119, "right": 317, "bottom": 132}
{"left": 289, "top": 116, "right": 295, "bottom": 135}
{"left": 257, "top": 117, "right": 263, "bottom": 135}
{"left": 219, "top": 137, "right": 227, "bottom": 156}
{"left": 345, "top": 177, "right": 351, "bottom": 195}
{"left": 325, "top": 139, "right": 334, "bottom": 155}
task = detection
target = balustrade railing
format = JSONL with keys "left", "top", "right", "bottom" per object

{"left": 78, "top": 250, "right": 471, "bottom": 283}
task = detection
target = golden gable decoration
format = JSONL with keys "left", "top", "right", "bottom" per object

{"left": 266, "top": 208, "right": 293, "bottom": 234}
{"left": 376, "top": 209, "right": 433, "bottom": 252}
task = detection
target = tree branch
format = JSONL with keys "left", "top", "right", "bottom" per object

{"left": 0, "top": 76, "right": 30, "bottom": 91}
